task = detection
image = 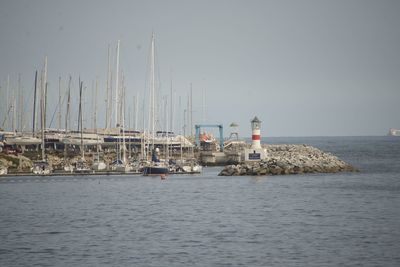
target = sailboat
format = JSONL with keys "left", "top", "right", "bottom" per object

{"left": 74, "top": 80, "right": 91, "bottom": 173}
{"left": 108, "top": 40, "right": 132, "bottom": 173}
{"left": 142, "top": 33, "right": 168, "bottom": 176}
{"left": 91, "top": 79, "right": 107, "bottom": 171}
{"left": 32, "top": 58, "right": 52, "bottom": 175}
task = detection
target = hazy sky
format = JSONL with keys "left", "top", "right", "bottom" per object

{"left": 0, "top": 0, "right": 399, "bottom": 137}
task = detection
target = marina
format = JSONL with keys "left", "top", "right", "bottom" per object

{"left": 0, "top": 33, "right": 207, "bottom": 177}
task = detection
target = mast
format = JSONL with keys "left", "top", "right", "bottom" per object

{"left": 122, "top": 85, "right": 126, "bottom": 164}
{"left": 135, "top": 93, "right": 139, "bottom": 131}
{"left": 58, "top": 77, "right": 62, "bottom": 130}
{"left": 115, "top": 40, "right": 120, "bottom": 127}
{"left": 64, "top": 76, "right": 71, "bottom": 162}
{"left": 79, "top": 81, "right": 84, "bottom": 159}
{"left": 179, "top": 96, "right": 183, "bottom": 163}
{"left": 77, "top": 77, "right": 81, "bottom": 132}
{"left": 190, "top": 83, "right": 193, "bottom": 137}
{"left": 43, "top": 56, "right": 48, "bottom": 133}
{"left": 105, "top": 44, "right": 111, "bottom": 129}
{"left": 166, "top": 97, "right": 169, "bottom": 162}
{"left": 141, "top": 99, "right": 146, "bottom": 159}
{"left": 65, "top": 76, "right": 71, "bottom": 132}
{"left": 6, "top": 75, "right": 10, "bottom": 130}
{"left": 94, "top": 78, "right": 98, "bottom": 131}
{"left": 95, "top": 78, "right": 100, "bottom": 162}
{"left": 41, "top": 56, "right": 48, "bottom": 161}
{"left": 32, "top": 71, "right": 37, "bottom": 137}
{"left": 151, "top": 33, "right": 155, "bottom": 149}
{"left": 18, "top": 74, "right": 23, "bottom": 132}
{"left": 170, "top": 80, "right": 173, "bottom": 133}
{"left": 12, "top": 80, "right": 16, "bottom": 132}
{"left": 40, "top": 80, "right": 45, "bottom": 161}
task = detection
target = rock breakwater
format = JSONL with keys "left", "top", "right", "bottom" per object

{"left": 219, "top": 144, "right": 358, "bottom": 176}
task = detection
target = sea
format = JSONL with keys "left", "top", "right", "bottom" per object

{"left": 0, "top": 136, "right": 399, "bottom": 267}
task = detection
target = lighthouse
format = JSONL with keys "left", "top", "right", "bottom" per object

{"left": 251, "top": 116, "right": 262, "bottom": 149}
{"left": 244, "top": 116, "right": 267, "bottom": 162}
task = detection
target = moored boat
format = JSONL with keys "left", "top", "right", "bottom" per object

{"left": 143, "top": 149, "right": 168, "bottom": 176}
{"left": 0, "top": 166, "right": 8, "bottom": 175}
{"left": 143, "top": 162, "right": 169, "bottom": 176}
{"left": 32, "top": 161, "right": 52, "bottom": 175}
{"left": 74, "top": 160, "right": 91, "bottom": 173}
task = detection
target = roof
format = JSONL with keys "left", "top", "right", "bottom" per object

{"left": 251, "top": 116, "right": 261, "bottom": 123}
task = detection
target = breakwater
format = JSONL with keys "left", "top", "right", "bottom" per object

{"left": 219, "top": 144, "right": 357, "bottom": 176}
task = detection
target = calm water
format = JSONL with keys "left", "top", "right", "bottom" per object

{"left": 1, "top": 136, "right": 399, "bottom": 266}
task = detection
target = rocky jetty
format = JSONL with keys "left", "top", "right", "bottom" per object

{"left": 219, "top": 144, "right": 357, "bottom": 176}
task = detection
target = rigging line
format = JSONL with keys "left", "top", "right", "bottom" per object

{"left": 20, "top": 81, "right": 35, "bottom": 131}
{"left": 48, "top": 83, "right": 69, "bottom": 128}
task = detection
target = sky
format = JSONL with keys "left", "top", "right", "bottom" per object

{"left": 0, "top": 0, "right": 399, "bottom": 137}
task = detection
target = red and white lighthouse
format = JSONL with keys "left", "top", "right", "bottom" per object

{"left": 244, "top": 116, "right": 266, "bottom": 162}
{"left": 251, "top": 116, "right": 262, "bottom": 149}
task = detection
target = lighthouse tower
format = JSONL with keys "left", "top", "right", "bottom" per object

{"left": 244, "top": 116, "right": 267, "bottom": 162}
{"left": 251, "top": 116, "right": 262, "bottom": 149}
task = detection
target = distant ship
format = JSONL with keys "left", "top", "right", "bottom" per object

{"left": 388, "top": 129, "right": 400, "bottom": 136}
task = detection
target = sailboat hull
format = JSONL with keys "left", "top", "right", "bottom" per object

{"left": 143, "top": 166, "right": 168, "bottom": 176}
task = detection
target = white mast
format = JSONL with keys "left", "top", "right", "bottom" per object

{"left": 32, "top": 71, "right": 38, "bottom": 136}
{"left": 18, "top": 74, "right": 23, "bottom": 132}
{"left": 105, "top": 44, "right": 111, "bottom": 129}
{"left": 79, "top": 81, "right": 84, "bottom": 160}
{"left": 6, "top": 75, "right": 10, "bottom": 130}
{"left": 43, "top": 56, "right": 48, "bottom": 131}
{"left": 65, "top": 76, "right": 71, "bottom": 133}
{"left": 122, "top": 85, "right": 126, "bottom": 164}
{"left": 166, "top": 97, "right": 169, "bottom": 161}
{"left": 94, "top": 78, "right": 98, "bottom": 131}
{"left": 41, "top": 56, "right": 48, "bottom": 161}
{"left": 115, "top": 40, "right": 120, "bottom": 127}
{"left": 58, "top": 77, "right": 62, "bottom": 130}
{"left": 151, "top": 33, "right": 155, "bottom": 148}
{"left": 134, "top": 93, "right": 139, "bottom": 131}
{"left": 170, "top": 80, "right": 174, "bottom": 133}
{"left": 95, "top": 78, "right": 100, "bottom": 161}
{"left": 34, "top": 74, "right": 39, "bottom": 133}
{"left": 12, "top": 77, "right": 16, "bottom": 132}
{"left": 190, "top": 83, "right": 193, "bottom": 137}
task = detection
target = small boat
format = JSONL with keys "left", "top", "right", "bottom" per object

{"left": 92, "top": 160, "right": 107, "bottom": 171}
{"left": 180, "top": 158, "right": 203, "bottom": 173}
{"left": 32, "top": 161, "right": 52, "bottom": 175}
{"left": 64, "top": 164, "right": 74, "bottom": 173}
{"left": 0, "top": 166, "right": 8, "bottom": 175}
{"left": 143, "top": 162, "right": 169, "bottom": 176}
{"left": 74, "top": 160, "right": 91, "bottom": 173}
{"left": 5, "top": 136, "right": 42, "bottom": 146}
{"left": 114, "top": 164, "right": 132, "bottom": 173}
{"left": 143, "top": 149, "right": 168, "bottom": 176}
